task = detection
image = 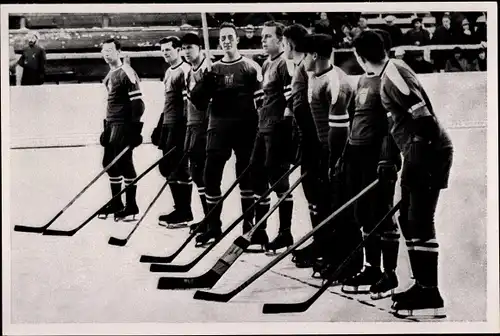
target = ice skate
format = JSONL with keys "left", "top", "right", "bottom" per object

{"left": 114, "top": 203, "right": 139, "bottom": 222}
{"left": 341, "top": 266, "right": 383, "bottom": 294}
{"left": 246, "top": 229, "right": 269, "bottom": 253}
{"left": 158, "top": 209, "right": 193, "bottom": 229}
{"left": 370, "top": 270, "right": 398, "bottom": 300}
{"left": 195, "top": 224, "right": 222, "bottom": 247}
{"left": 266, "top": 230, "right": 293, "bottom": 255}
{"left": 391, "top": 283, "right": 446, "bottom": 319}
{"left": 97, "top": 201, "right": 124, "bottom": 220}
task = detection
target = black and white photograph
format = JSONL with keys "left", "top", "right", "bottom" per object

{"left": 2, "top": 2, "right": 498, "bottom": 335}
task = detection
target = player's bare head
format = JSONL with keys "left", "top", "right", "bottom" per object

{"left": 353, "top": 30, "right": 386, "bottom": 71}
{"left": 160, "top": 36, "right": 181, "bottom": 65}
{"left": 299, "top": 33, "right": 333, "bottom": 71}
{"left": 282, "top": 24, "right": 309, "bottom": 59}
{"left": 219, "top": 22, "right": 239, "bottom": 53}
{"left": 181, "top": 33, "right": 202, "bottom": 63}
{"left": 372, "top": 29, "right": 392, "bottom": 54}
{"left": 261, "top": 21, "right": 285, "bottom": 55}
{"left": 101, "top": 38, "right": 122, "bottom": 64}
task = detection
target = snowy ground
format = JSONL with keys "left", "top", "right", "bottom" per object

{"left": 7, "top": 124, "right": 487, "bottom": 326}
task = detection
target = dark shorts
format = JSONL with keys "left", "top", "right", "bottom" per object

{"left": 402, "top": 146, "right": 453, "bottom": 190}
{"left": 206, "top": 119, "right": 257, "bottom": 162}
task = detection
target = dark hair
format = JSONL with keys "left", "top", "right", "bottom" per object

{"left": 298, "top": 33, "right": 333, "bottom": 58}
{"left": 219, "top": 22, "right": 238, "bottom": 35}
{"left": 181, "top": 32, "right": 202, "bottom": 47}
{"left": 283, "top": 23, "right": 309, "bottom": 51}
{"left": 159, "top": 36, "right": 181, "bottom": 49}
{"left": 263, "top": 20, "right": 286, "bottom": 40}
{"left": 372, "top": 29, "right": 392, "bottom": 52}
{"left": 353, "top": 30, "right": 386, "bottom": 64}
{"left": 102, "top": 38, "right": 121, "bottom": 50}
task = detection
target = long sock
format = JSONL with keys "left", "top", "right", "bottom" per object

{"left": 240, "top": 189, "right": 254, "bottom": 230}
{"left": 177, "top": 180, "right": 193, "bottom": 213}
{"left": 169, "top": 183, "right": 181, "bottom": 211}
{"left": 407, "top": 238, "right": 439, "bottom": 287}
{"left": 198, "top": 187, "right": 208, "bottom": 215}
{"left": 205, "top": 193, "right": 223, "bottom": 229}
{"left": 277, "top": 193, "right": 293, "bottom": 232}
{"left": 254, "top": 193, "right": 270, "bottom": 232}
{"left": 109, "top": 176, "right": 123, "bottom": 206}
{"left": 364, "top": 231, "right": 382, "bottom": 268}
{"left": 381, "top": 229, "right": 400, "bottom": 272}
{"left": 123, "top": 177, "right": 137, "bottom": 207}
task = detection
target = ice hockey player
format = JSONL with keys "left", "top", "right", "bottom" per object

{"left": 151, "top": 36, "right": 193, "bottom": 228}
{"left": 353, "top": 30, "right": 453, "bottom": 319}
{"left": 190, "top": 22, "right": 262, "bottom": 246}
{"left": 97, "top": 38, "right": 144, "bottom": 221}
{"left": 180, "top": 33, "right": 210, "bottom": 233}
{"left": 281, "top": 24, "right": 328, "bottom": 263}
{"left": 340, "top": 29, "right": 402, "bottom": 300}
{"left": 250, "top": 21, "right": 294, "bottom": 252}
{"left": 292, "top": 34, "right": 360, "bottom": 281}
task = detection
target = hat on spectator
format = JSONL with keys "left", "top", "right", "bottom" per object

{"left": 462, "top": 18, "right": 470, "bottom": 26}
{"left": 476, "top": 15, "right": 486, "bottom": 23}
{"left": 411, "top": 16, "right": 423, "bottom": 25}
{"left": 245, "top": 24, "right": 255, "bottom": 32}
{"left": 384, "top": 15, "right": 396, "bottom": 23}
{"left": 394, "top": 47, "right": 405, "bottom": 57}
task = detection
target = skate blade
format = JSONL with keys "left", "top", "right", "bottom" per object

{"left": 115, "top": 215, "right": 138, "bottom": 222}
{"left": 370, "top": 288, "right": 395, "bottom": 300}
{"left": 392, "top": 307, "right": 447, "bottom": 319}
{"left": 341, "top": 284, "right": 371, "bottom": 294}
{"left": 97, "top": 214, "right": 110, "bottom": 220}
{"left": 165, "top": 223, "right": 189, "bottom": 229}
{"left": 195, "top": 239, "right": 214, "bottom": 248}
{"left": 264, "top": 246, "right": 290, "bottom": 256}
{"left": 245, "top": 245, "right": 266, "bottom": 254}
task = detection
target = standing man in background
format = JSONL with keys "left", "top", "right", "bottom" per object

{"left": 16, "top": 31, "right": 46, "bottom": 86}
{"left": 97, "top": 39, "right": 144, "bottom": 221}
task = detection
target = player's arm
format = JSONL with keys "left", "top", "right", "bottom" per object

{"left": 124, "top": 70, "right": 145, "bottom": 122}
{"left": 251, "top": 62, "right": 264, "bottom": 110}
{"left": 291, "top": 68, "right": 319, "bottom": 147}
{"left": 327, "top": 78, "right": 350, "bottom": 166}
{"left": 190, "top": 66, "right": 222, "bottom": 111}
{"left": 378, "top": 111, "right": 402, "bottom": 182}
{"left": 280, "top": 61, "right": 293, "bottom": 117}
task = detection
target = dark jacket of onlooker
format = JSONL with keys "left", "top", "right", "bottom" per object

{"left": 407, "top": 55, "right": 435, "bottom": 74}
{"left": 432, "top": 25, "right": 455, "bottom": 45}
{"left": 404, "top": 28, "right": 431, "bottom": 46}
{"left": 445, "top": 55, "right": 471, "bottom": 72}
{"left": 17, "top": 43, "right": 46, "bottom": 85}
{"left": 380, "top": 24, "right": 404, "bottom": 47}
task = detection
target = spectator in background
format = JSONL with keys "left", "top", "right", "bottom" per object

{"left": 431, "top": 14, "right": 455, "bottom": 72}
{"left": 474, "top": 15, "right": 487, "bottom": 43}
{"left": 476, "top": 47, "right": 487, "bottom": 71}
{"left": 404, "top": 16, "right": 431, "bottom": 46}
{"left": 393, "top": 47, "right": 405, "bottom": 60}
{"left": 314, "top": 12, "right": 341, "bottom": 47}
{"left": 380, "top": 15, "right": 403, "bottom": 47}
{"left": 445, "top": 47, "right": 471, "bottom": 72}
{"left": 351, "top": 16, "right": 370, "bottom": 38}
{"left": 239, "top": 24, "right": 261, "bottom": 49}
{"left": 339, "top": 24, "right": 354, "bottom": 48}
{"left": 456, "top": 18, "right": 480, "bottom": 45}
{"left": 9, "top": 45, "right": 18, "bottom": 86}
{"left": 406, "top": 51, "right": 435, "bottom": 74}
{"left": 16, "top": 31, "right": 46, "bottom": 86}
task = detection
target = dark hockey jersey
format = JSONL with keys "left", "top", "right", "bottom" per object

{"left": 207, "top": 56, "right": 262, "bottom": 130}
{"left": 104, "top": 64, "right": 144, "bottom": 123}
{"left": 380, "top": 59, "right": 453, "bottom": 155}
{"left": 348, "top": 73, "right": 389, "bottom": 146}
{"left": 308, "top": 66, "right": 353, "bottom": 144}
{"left": 258, "top": 52, "right": 292, "bottom": 132}
{"left": 186, "top": 57, "right": 209, "bottom": 126}
{"left": 163, "top": 61, "right": 190, "bottom": 125}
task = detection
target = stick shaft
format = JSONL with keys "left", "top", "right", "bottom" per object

{"left": 201, "top": 13, "right": 212, "bottom": 71}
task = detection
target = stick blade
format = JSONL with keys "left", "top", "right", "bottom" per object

{"left": 157, "top": 272, "right": 215, "bottom": 290}
{"left": 150, "top": 262, "right": 191, "bottom": 273}
{"left": 139, "top": 254, "right": 175, "bottom": 264}
{"left": 42, "top": 229, "right": 75, "bottom": 236}
{"left": 13, "top": 225, "right": 46, "bottom": 233}
{"left": 262, "top": 302, "right": 309, "bottom": 314}
{"left": 193, "top": 289, "right": 231, "bottom": 302}
{"left": 108, "top": 236, "right": 127, "bottom": 246}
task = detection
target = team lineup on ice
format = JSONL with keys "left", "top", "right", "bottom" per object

{"left": 9, "top": 13, "right": 489, "bottom": 325}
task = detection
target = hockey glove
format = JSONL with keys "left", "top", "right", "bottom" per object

{"left": 158, "top": 124, "right": 171, "bottom": 151}
{"left": 151, "top": 113, "right": 164, "bottom": 147}
{"left": 377, "top": 161, "right": 398, "bottom": 184}
{"left": 99, "top": 119, "right": 110, "bottom": 147}
{"left": 128, "top": 122, "right": 143, "bottom": 148}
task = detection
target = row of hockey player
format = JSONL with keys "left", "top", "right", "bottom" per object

{"left": 95, "top": 21, "right": 453, "bottom": 320}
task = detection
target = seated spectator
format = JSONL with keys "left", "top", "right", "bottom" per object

{"left": 351, "top": 16, "right": 370, "bottom": 38}
{"left": 404, "top": 16, "right": 431, "bottom": 46}
{"left": 380, "top": 15, "right": 403, "bottom": 47}
{"left": 472, "top": 47, "right": 487, "bottom": 71}
{"left": 238, "top": 25, "right": 261, "bottom": 49}
{"left": 431, "top": 14, "right": 455, "bottom": 71}
{"left": 445, "top": 47, "right": 472, "bottom": 72}
{"left": 474, "top": 15, "right": 487, "bottom": 43}
{"left": 455, "top": 18, "right": 480, "bottom": 45}
{"left": 406, "top": 51, "right": 435, "bottom": 74}
{"left": 339, "top": 24, "right": 353, "bottom": 48}
{"left": 314, "top": 13, "right": 341, "bottom": 47}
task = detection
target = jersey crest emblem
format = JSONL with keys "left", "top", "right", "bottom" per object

{"left": 357, "top": 88, "right": 369, "bottom": 105}
{"left": 224, "top": 73, "right": 234, "bottom": 86}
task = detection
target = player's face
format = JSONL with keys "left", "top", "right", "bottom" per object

{"left": 282, "top": 36, "right": 293, "bottom": 60}
{"left": 261, "top": 26, "right": 281, "bottom": 55}
{"left": 182, "top": 44, "right": 200, "bottom": 63}
{"left": 101, "top": 42, "right": 120, "bottom": 64}
{"left": 219, "top": 27, "right": 239, "bottom": 53}
{"left": 303, "top": 52, "right": 316, "bottom": 72}
{"left": 161, "top": 42, "right": 179, "bottom": 65}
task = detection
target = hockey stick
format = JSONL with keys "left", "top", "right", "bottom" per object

{"left": 262, "top": 200, "right": 401, "bottom": 314}
{"left": 201, "top": 12, "right": 212, "bottom": 71}
{"left": 155, "top": 171, "right": 307, "bottom": 290}
{"left": 42, "top": 147, "right": 176, "bottom": 236}
{"left": 13, "top": 146, "right": 131, "bottom": 234}
{"left": 193, "top": 179, "right": 378, "bottom": 302}
{"left": 139, "top": 164, "right": 251, "bottom": 263}
{"left": 149, "top": 163, "right": 300, "bottom": 273}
